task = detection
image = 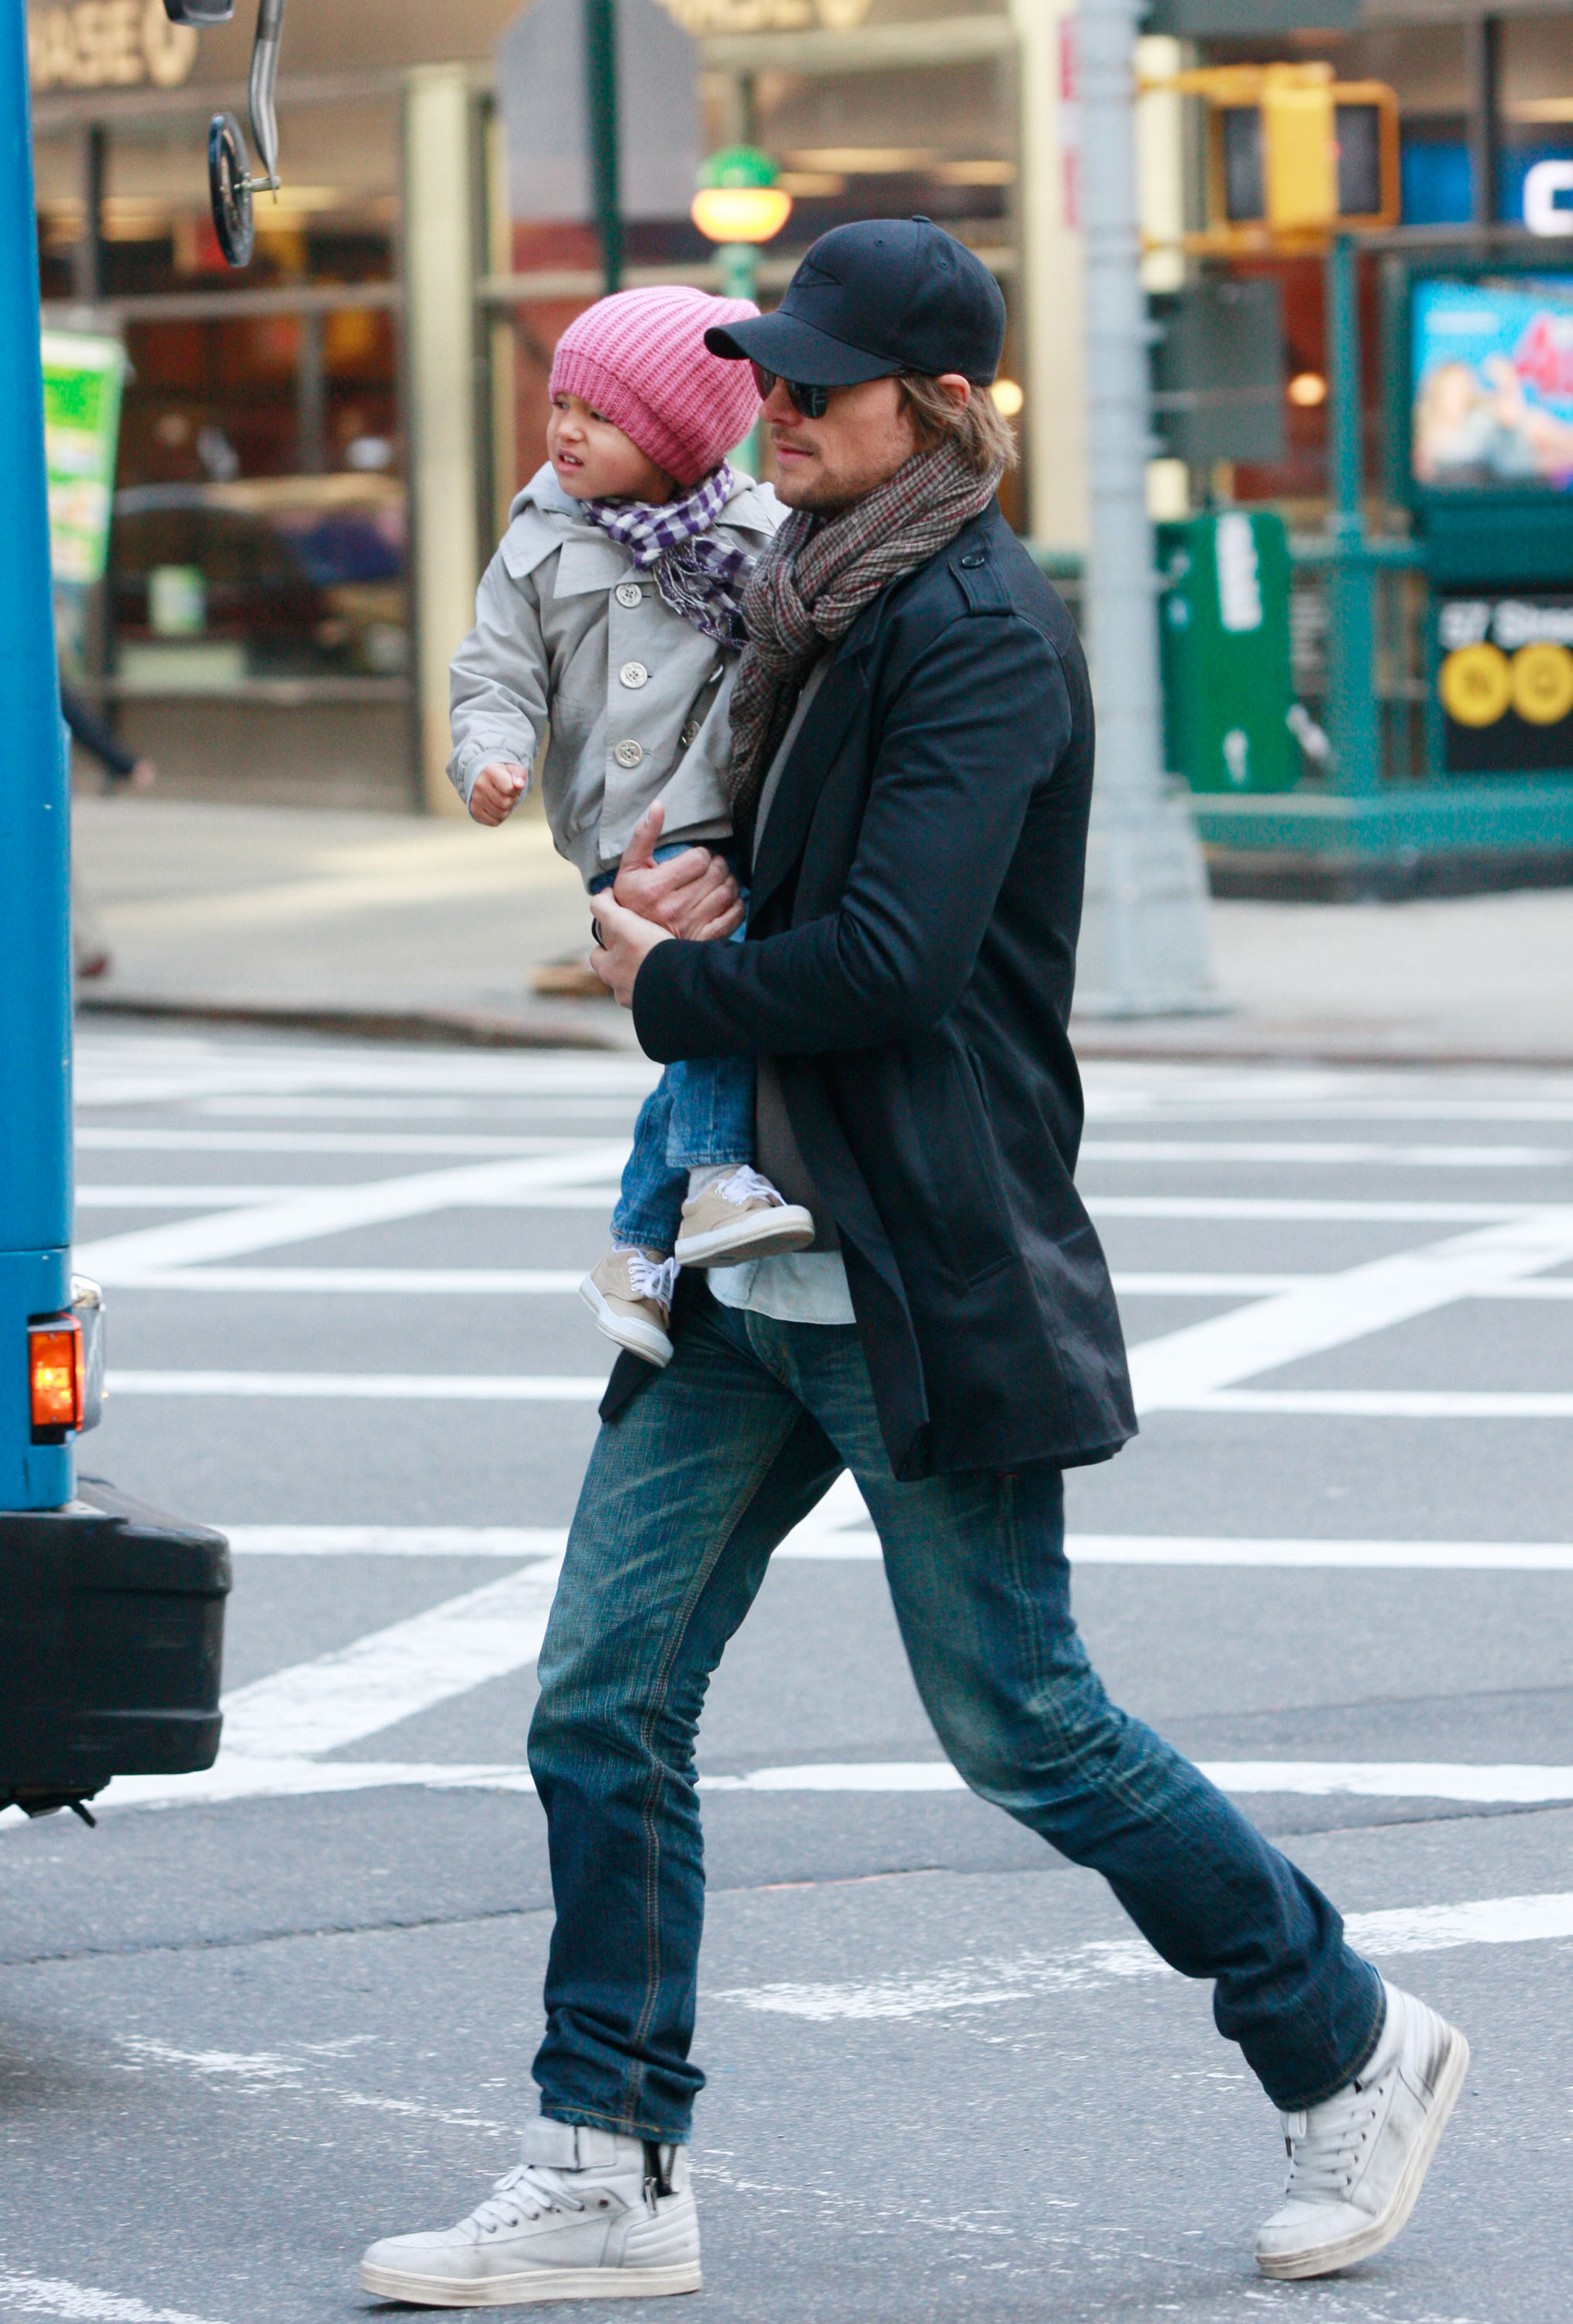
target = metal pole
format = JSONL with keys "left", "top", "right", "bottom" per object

{"left": 1324, "top": 232, "right": 1379, "bottom": 797}
{"left": 1467, "top": 15, "right": 1502, "bottom": 230}
{"left": 583, "top": 0, "right": 621, "bottom": 294}
{"left": 1072, "top": 0, "right": 1215, "bottom": 1016}
{"left": 1, "top": 0, "right": 75, "bottom": 1510}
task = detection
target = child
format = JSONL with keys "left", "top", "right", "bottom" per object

{"left": 448, "top": 287, "right": 813, "bottom": 1369}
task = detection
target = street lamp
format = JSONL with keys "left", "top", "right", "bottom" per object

{"left": 692, "top": 146, "right": 790, "bottom": 474}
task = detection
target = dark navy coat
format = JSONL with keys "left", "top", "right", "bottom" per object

{"left": 623, "top": 500, "right": 1137, "bottom": 1481}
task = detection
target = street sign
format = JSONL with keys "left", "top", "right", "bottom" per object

{"left": 1437, "top": 591, "right": 1573, "bottom": 773}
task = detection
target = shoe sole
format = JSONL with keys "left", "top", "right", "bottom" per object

{"left": 360, "top": 2259, "right": 701, "bottom": 2305}
{"left": 579, "top": 1277, "right": 672, "bottom": 1367}
{"left": 673, "top": 1208, "right": 816, "bottom": 1267}
{"left": 1256, "top": 2023, "right": 1470, "bottom": 2281}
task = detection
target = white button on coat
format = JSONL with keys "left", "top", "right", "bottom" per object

{"left": 614, "top": 581, "right": 643, "bottom": 608}
{"left": 449, "top": 462, "right": 783, "bottom": 882}
{"left": 613, "top": 740, "right": 643, "bottom": 768}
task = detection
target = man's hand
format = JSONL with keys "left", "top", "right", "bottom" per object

{"left": 613, "top": 801, "right": 743, "bottom": 940}
{"left": 470, "top": 761, "right": 530, "bottom": 826}
{"left": 590, "top": 886, "right": 673, "bottom": 1008}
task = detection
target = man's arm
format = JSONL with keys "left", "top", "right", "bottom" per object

{"left": 630, "top": 610, "right": 1073, "bottom": 1061}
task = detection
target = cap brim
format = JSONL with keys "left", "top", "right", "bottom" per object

{"left": 704, "top": 308, "right": 897, "bottom": 387}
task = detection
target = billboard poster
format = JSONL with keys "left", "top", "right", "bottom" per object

{"left": 1437, "top": 591, "right": 1573, "bottom": 772}
{"left": 40, "top": 328, "right": 126, "bottom": 585}
{"left": 1411, "top": 277, "right": 1573, "bottom": 494}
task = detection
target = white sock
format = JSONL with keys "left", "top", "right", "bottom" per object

{"left": 688, "top": 1163, "right": 740, "bottom": 1198}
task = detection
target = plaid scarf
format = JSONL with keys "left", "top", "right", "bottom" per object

{"left": 580, "top": 462, "right": 755, "bottom": 649}
{"left": 725, "top": 436, "right": 1004, "bottom": 830}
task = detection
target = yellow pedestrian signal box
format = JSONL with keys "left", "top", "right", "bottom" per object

{"left": 1144, "top": 63, "right": 1399, "bottom": 253}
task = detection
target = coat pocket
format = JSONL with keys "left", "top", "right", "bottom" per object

{"left": 885, "top": 1040, "right": 1016, "bottom": 1289}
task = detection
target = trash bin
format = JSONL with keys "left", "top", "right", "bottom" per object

{"left": 1158, "top": 508, "right": 1298, "bottom": 794}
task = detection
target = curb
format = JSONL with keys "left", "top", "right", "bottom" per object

{"left": 74, "top": 994, "right": 1570, "bottom": 1071}
{"left": 76, "top": 994, "right": 624, "bottom": 1053}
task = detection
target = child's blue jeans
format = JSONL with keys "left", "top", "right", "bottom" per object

{"left": 589, "top": 847, "right": 755, "bottom": 1256}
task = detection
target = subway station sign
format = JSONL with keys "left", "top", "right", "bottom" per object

{"left": 1437, "top": 593, "right": 1573, "bottom": 772}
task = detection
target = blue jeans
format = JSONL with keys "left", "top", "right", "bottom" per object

{"left": 590, "top": 851, "right": 753, "bottom": 1253}
{"left": 528, "top": 1293, "right": 1384, "bottom": 2140}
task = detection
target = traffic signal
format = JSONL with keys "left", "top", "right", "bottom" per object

{"left": 1141, "top": 61, "right": 1399, "bottom": 253}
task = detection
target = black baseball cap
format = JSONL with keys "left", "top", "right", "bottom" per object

{"left": 704, "top": 216, "right": 1005, "bottom": 389}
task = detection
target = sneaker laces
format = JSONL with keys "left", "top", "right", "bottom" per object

{"left": 625, "top": 1251, "right": 677, "bottom": 1308}
{"left": 1280, "top": 2068, "right": 1390, "bottom": 2202}
{"left": 717, "top": 1166, "right": 785, "bottom": 1210}
{"left": 465, "top": 2160, "right": 589, "bottom": 2234}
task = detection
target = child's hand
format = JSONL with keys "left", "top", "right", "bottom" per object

{"left": 470, "top": 761, "right": 529, "bottom": 826}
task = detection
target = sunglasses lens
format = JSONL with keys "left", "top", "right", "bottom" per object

{"left": 752, "top": 364, "right": 830, "bottom": 421}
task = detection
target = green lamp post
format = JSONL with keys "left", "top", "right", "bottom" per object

{"left": 691, "top": 145, "right": 791, "bottom": 474}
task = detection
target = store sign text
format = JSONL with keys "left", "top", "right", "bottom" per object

{"left": 655, "top": 0, "right": 869, "bottom": 33}
{"left": 29, "top": 0, "right": 198, "bottom": 91}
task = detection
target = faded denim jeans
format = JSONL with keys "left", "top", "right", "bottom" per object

{"left": 528, "top": 1291, "right": 1384, "bottom": 2139}
{"left": 590, "top": 847, "right": 752, "bottom": 1253}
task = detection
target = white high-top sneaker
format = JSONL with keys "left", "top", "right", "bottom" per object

{"left": 360, "top": 2119, "right": 701, "bottom": 2305}
{"left": 1255, "top": 1982, "right": 1468, "bottom": 2280}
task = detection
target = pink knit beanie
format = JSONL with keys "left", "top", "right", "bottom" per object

{"left": 549, "top": 287, "right": 762, "bottom": 490}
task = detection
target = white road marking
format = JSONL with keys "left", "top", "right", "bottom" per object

{"left": 1088, "top": 1197, "right": 1544, "bottom": 1222}
{"left": 74, "top": 1145, "right": 630, "bottom": 1281}
{"left": 226, "top": 1525, "right": 572, "bottom": 1556}
{"left": 77, "top": 1127, "right": 595, "bottom": 1157}
{"left": 0, "top": 2272, "right": 236, "bottom": 2324}
{"left": 108, "top": 1371, "right": 607, "bottom": 1401}
{"left": 1129, "top": 1209, "right": 1573, "bottom": 1414}
{"left": 219, "top": 1557, "right": 564, "bottom": 1759}
{"left": 219, "top": 1525, "right": 1573, "bottom": 1569}
{"left": 1066, "top": 1534, "right": 1573, "bottom": 1568}
{"left": 697, "top": 1761, "right": 1573, "bottom": 1803}
{"left": 1182, "top": 1389, "right": 1573, "bottom": 1419}
{"left": 103, "top": 1267, "right": 587, "bottom": 1294}
{"left": 43, "top": 1758, "right": 1573, "bottom": 1821}
{"left": 76, "top": 1187, "right": 342, "bottom": 1209}
{"left": 714, "top": 1891, "right": 1573, "bottom": 2021}
{"left": 1079, "top": 1140, "right": 1569, "bottom": 1168}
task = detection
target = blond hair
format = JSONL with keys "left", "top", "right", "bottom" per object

{"left": 899, "top": 373, "right": 1019, "bottom": 477}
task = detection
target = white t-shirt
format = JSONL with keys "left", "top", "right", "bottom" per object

{"left": 707, "top": 658, "right": 856, "bottom": 1328}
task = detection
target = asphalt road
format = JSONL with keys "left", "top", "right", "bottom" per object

{"left": 5, "top": 1025, "right": 1572, "bottom": 2324}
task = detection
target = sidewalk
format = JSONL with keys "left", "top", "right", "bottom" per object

{"left": 72, "top": 793, "right": 1573, "bottom": 1064}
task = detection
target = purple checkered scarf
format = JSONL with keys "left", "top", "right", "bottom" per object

{"left": 580, "top": 462, "right": 756, "bottom": 649}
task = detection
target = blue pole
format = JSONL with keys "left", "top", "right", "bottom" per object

{"left": 0, "top": 0, "right": 74, "bottom": 1510}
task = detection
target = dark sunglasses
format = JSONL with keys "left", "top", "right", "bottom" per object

{"left": 750, "top": 363, "right": 832, "bottom": 421}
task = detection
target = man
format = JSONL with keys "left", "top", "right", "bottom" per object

{"left": 362, "top": 219, "right": 1466, "bottom": 2306}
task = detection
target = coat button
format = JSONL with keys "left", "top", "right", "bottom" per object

{"left": 613, "top": 739, "right": 643, "bottom": 768}
{"left": 679, "top": 719, "right": 701, "bottom": 748}
{"left": 619, "top": 660, "right": 649, "bottom": 689}
{"left": 614, "top": 581, "right": 643, "bottom": 608}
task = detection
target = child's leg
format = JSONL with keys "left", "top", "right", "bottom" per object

{"left": 609, "top": 1071, "right": 687, "bottom": 1256}
{"left": 663, "top": 1053, "right": 756, "bottom": 1177}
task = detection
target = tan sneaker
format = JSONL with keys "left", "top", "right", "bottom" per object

{"left": 580, "top": 1246, "right": 677, "bottom": 1367}
{"left": 673, "top": 1166, "right": 816, "bottom": 1268}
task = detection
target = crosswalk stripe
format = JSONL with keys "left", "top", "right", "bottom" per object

{"left": 1183, "top": 1389, "right": 1573, "bottom": 1419}
{"left": 218, "top": 1559, "right": 564, "bottom": 1759}
{"left": 40, "top": 1759, "right": 1573, "bottom": 1822}
{"left": 714, "top": 1891, "right": 1573, "bottom": 2020}
{"left": 74, "top": 1145, "right": 630, "bottom": 1280}
{"left": 108, "top": 1372, "right": 608, "bottom": 1401}
{"left": 222, "top": 1525, "right": 1573, "bottom": 1569}
{"left": 1129, "top": 1209, "right": 1573, "bottom": 1414}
